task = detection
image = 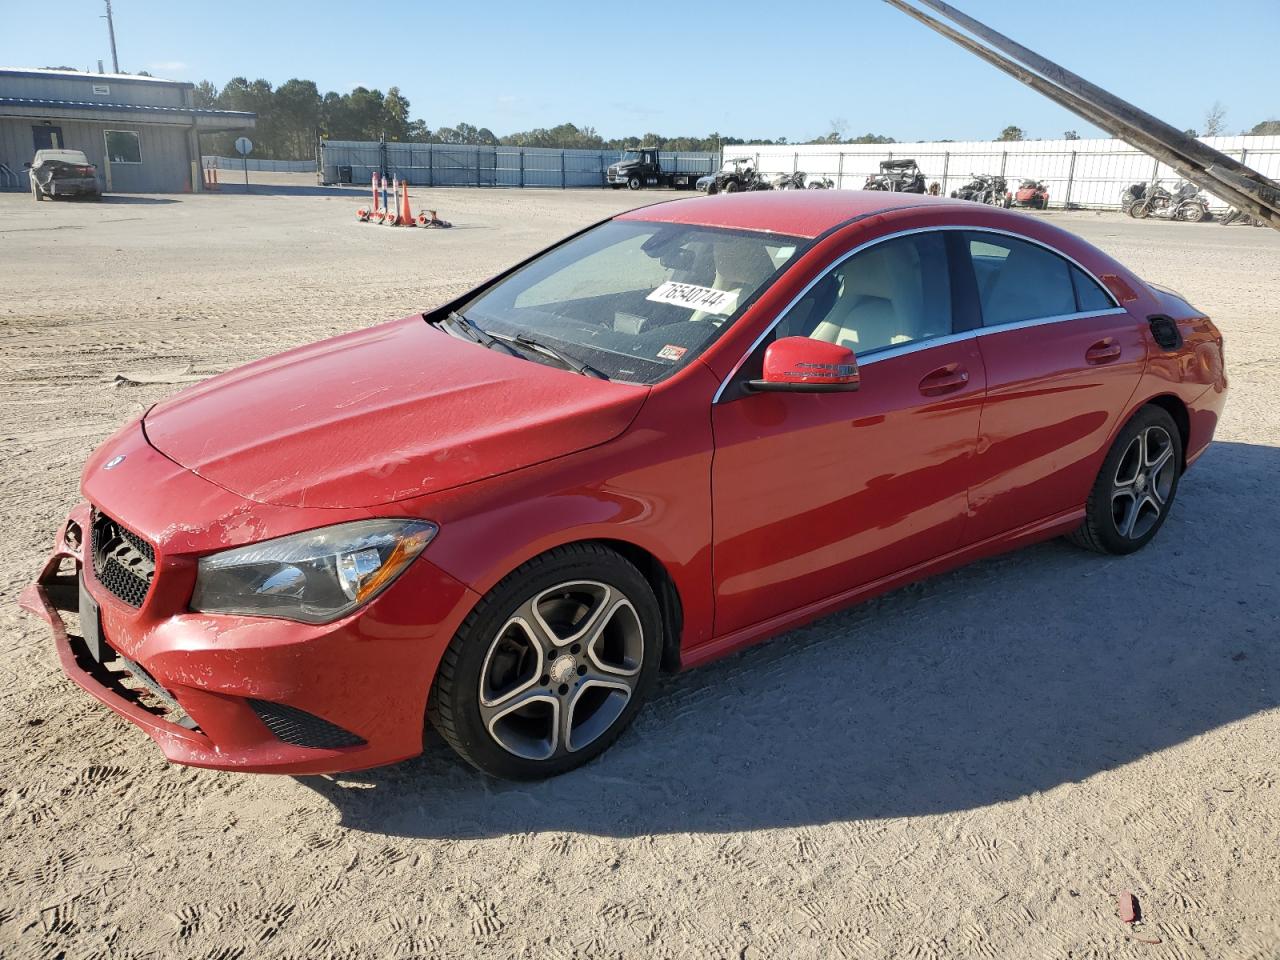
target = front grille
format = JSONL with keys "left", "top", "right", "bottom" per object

{"left": 248, "top": 700, "right": 366, "bottom": 750}
{"left": 90, "top": 510, "right": 155, "bottom": 608}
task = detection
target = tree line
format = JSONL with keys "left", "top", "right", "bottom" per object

{"left": 192, "top": 76, "right": 1279, "bottom": 158}
{"left": 193, "top": 77, "right": 901, "bottom": 158}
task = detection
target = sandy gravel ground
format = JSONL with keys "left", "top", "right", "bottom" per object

{"left": 1, "top": 182, "right": 1277, "bottom": 960}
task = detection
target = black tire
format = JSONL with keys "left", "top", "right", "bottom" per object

{"left": 428, "top": 543, "right": 663, "bottom": 780}
{"left": 627, "top": 176, "right": 641, "bottom": 191}
{"left": 1177, "top": 202, "right": 1206, "bottom": 223}
{"left": 32, "top": 181, "right": 42, "bottom": 201}
{"left": 1067, "top": 405, "right": 1182, "bottom": 555}
{"left": 1128, "top": 199, "right": 1150, "bottom": 219}
{"left": 722, "top": 179, "right": 739, "bottom": 193}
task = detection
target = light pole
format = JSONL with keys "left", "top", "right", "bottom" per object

{"left": 102, "top": 0, "right": 120, "bottom": 73}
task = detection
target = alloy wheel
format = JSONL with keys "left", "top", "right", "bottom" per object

{"left": 478, "top": 580, "right": 645, "bottom": 761}
{"left": 1111, "top": 425, "right": 1176, "bottom": 540}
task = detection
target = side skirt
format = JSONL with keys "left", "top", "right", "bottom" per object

{"left": 682, "top": 506, "right": 1084, "bottom": 670}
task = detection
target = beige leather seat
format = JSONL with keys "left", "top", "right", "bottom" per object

{"left": 810, "top": 243, "right": 926, "bottom": 353}
{"left": 689, "top": 241, "right": 779, "bottom": 324}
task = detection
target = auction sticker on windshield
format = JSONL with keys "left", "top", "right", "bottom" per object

{"left": 646, "top": 281, "right": 739, "bottom": 316}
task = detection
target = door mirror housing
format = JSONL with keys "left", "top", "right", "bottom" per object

{"left": 748, "top": 336, "right": 860, "bottom": 393}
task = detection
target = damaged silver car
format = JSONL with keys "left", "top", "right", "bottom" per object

{"left": 28, "top": 149, "right": 101, "bottom": 201}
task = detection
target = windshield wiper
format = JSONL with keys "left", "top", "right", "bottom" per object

{"left": 432, "top": 310, "right": 519, "bottom": 356}
{"left": 507, "top": 333, "right": 609, "bottom": 380}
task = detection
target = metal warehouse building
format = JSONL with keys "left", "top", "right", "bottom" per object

{"left": 0, "top": 68, "right": 254, "bottom": 194}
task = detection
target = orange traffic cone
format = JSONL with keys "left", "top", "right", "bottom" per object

{"left": 399, "top": 179, "right": 415, "bottom": 227}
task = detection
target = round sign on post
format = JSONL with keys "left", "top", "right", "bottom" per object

{"left": 234, "top": 137, "right": 253, "bottom": 191}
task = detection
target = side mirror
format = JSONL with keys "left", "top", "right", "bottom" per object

{"left": 748, "top": 336, "right": 860, "bottom": 393}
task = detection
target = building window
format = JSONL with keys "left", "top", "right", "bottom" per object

{"left": 104, "top": 130, "right": 141, "bottom": 164}
{"left": 92, "top": 83, "right": 110, "bottom": 95}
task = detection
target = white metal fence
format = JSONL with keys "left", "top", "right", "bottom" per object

{"left": 730, "top": 136, "right": 1280, "bottom": 210}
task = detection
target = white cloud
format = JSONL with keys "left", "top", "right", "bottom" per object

{"left": 148, "top": 60, "right": 188, "bottom": 73}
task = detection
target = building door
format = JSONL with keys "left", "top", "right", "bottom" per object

{"left": 32, "top": 125, "right": 64, "bottom": 151}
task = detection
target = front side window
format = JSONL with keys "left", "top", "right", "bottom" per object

{"left": 967, "top": 233, "right": 1114, "bottom": 326}
{"left": 104, "top": 129, "right": 141, "bottom": 164}
{"left": 776, "top": 231, "right": 952, "bottom": 356}
{"left": 462, "top": 220, "right": 800, "bottom": 383}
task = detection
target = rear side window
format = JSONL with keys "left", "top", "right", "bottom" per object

{"left": 1071, "top": 267, "right": 1115, "bottom": 312}
{"left": 966, "top": 233, "right": 1113, "bottom": 326}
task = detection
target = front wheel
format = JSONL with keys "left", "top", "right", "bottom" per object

{"left": 721, "top": 179, "right": 739, "bottom": 193}
{"left": 1068, "top": 406, "right": 1182, "bottom": 555}
{"left": 627, "top": 176, "right": 641, "bottom": 191}
{"left": 32, "top": 181, "right": 42, "bottom": 201}
{"left": 428, "top": 544, "right": 662, "bottom": 779}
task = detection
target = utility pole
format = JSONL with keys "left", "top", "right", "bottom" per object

{"left": 102, "top": 0, "right": 120, "bottom": 73}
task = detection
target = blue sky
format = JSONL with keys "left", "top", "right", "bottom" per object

{"left": 3, "top": 0, "right": 1277, "bottom": 141}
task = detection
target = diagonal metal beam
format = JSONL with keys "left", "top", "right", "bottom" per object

{"left": 883, "top": 0, "right": 1279, "bottom": 229}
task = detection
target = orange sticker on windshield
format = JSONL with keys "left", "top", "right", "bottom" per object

{"left": 657, "top": 344, "right": 688, "bottom": 361}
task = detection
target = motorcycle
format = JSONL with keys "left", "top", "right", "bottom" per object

{"left": 951, "top": 173, "right": 1011, "bottom": 207}
{"left": 1012, "top": 178, "right": 1050, "bottom": 209}
{"left": 1220, "top": 206, "right": 1264, "bottom": 227}
{"left": 807, "top": 176, "right": 835, "bottom": 190}
{"left": 770, "top": 171, "right": 807, "bottom": 190}
{"left": 1127, "top": 181, "right": 1209, "bottom": 222}
{"left": 1119, "top": 182, "right": 1147, "bottom": 216}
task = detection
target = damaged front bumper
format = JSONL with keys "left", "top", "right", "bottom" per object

{"left": 21, "top": 491, "right": 480, "bottom": 775}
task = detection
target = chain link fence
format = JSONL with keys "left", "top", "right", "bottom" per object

{"left": 202, "top": 156, "right": 316, "bottom": 173}
{"left": 316, "top": 141, "right": 717, "bottom": 188}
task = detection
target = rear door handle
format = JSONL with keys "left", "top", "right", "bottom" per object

{"left": 1085, "top": 338, "right": 1122, "bottom": 364}
{"left": 918, "top": 363, "right": 970, "bottom": 396}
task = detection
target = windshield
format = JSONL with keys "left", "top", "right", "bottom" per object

{"left": 621, "top": 151, "right": 645, "bottom": 163}
{"left": 461, "top": 220, "right": 801, "bottom": 383}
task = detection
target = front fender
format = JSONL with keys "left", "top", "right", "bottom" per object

{"left": 406, "top": 365, "right": 721, "bottom": 651}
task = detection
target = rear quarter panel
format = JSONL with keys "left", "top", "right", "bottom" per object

{"left": 1124, "top": 287, "right": 1227, "bottom": 466}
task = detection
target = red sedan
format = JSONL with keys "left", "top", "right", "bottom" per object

{"left": 22, "top": 191, "right": 1227, "bottom": 779}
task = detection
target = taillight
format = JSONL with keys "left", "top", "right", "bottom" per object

{"left": 77, "top": 166, "right": 95, "bottom": 176}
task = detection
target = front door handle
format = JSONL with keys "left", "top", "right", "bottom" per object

{"left": 1085, "top": 338, "right": 1122, "bottom": 364}
{"left": 918, "top": 363, "right": 969, "bottom": 396}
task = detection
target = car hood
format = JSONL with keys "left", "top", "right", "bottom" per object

{"left": 142, "top": 316, "right": 648, "bottom": 508}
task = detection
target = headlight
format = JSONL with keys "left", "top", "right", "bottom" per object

{"left": 191, "top": 519, "right": 437, "bottom": 624}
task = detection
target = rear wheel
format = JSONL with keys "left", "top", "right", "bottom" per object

{"left": 1068, "top": 406, "right": 1182, "bottom": 555}
{"left": 722, "top": 179, "right": 739, "bottom": 193}
{"left": 428, "top": 544, "right": 662, "bottom": 779}
{"left": 1177, "top": 202, "right": 1206, "bottom": 222}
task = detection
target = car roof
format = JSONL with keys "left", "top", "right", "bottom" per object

{"left": 35, "top": 149, "right": 89, "bottom": 163}
{"left": 617, "top": 190, "right": 973, "bottom": 239}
